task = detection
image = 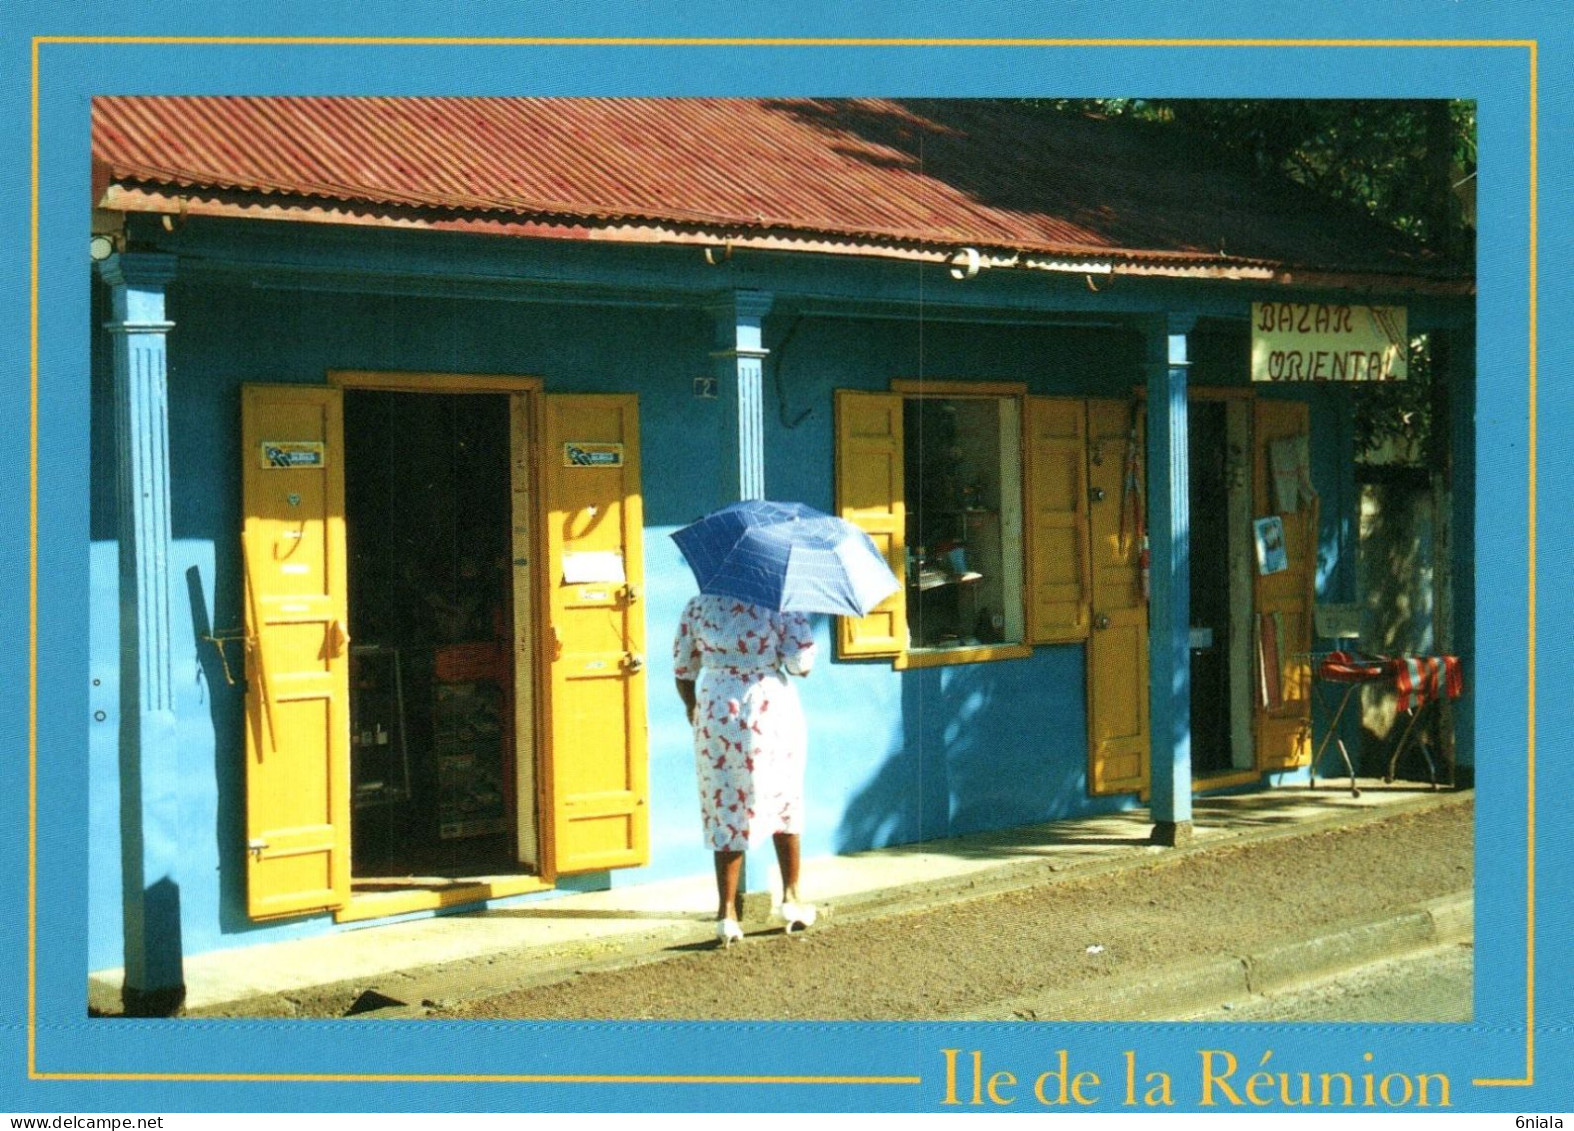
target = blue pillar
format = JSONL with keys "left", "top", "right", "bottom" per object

{"left": 99, "top": 253, "right": 186, "bottom": 1014}
{"left": 709, "top": 290, "right": 772, "bottom": 504}
{"left": 1144, "top": 314, "right": 1195, "bottom": 846}
{"left": 706, "top": 290, "right": 777, "bottom": 915}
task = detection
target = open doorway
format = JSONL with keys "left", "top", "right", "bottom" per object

{"left": 1188, "top": 396, "right": 1255, "bottom": 781}
{"left": 343, "top": 389, "right": 528, "bottom": 886}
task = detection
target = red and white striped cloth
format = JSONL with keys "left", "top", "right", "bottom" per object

{"left": 1317, "top": 651, "right": 1464, "bottom": 712}
{"left": 1390, "top": 654, "right": 1465, "bottom": 713}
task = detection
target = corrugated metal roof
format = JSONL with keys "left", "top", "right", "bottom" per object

{"left": 92, "top": 97, "right": 1456, "bottom": 279}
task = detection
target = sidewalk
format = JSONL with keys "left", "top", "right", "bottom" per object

{"left": 89, "top": 781, "right": 1469, "bottom": 1018}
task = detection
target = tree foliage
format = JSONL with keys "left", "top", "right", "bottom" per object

{"left": 1033, "top": 99, "right": 1475, "bottom": 467}
{"left": 1034, "top": 99, "right": 1476, "bottom": 261}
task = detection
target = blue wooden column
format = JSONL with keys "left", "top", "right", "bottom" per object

{"left": 99, "top": 253, "right": 187, "bottom": 1015}
{"left": 709, "top": 290, "right": 772, "bottom": 504}
{"left": 1144, "top": 314, "right": 1195, "bottom": 846}
{"left": 707, "top": 290, "right": 777, "bottom": 916}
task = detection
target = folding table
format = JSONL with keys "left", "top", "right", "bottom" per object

{"left": 1308, "top": 651, "right": 1464, "bottom": 797}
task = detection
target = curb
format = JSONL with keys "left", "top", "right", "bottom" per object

{"left": 957, "top": 889, "right": 1472, "bottom": 1022}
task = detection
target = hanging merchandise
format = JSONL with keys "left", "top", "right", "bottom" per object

{"left": 1118, "top": 402, "right": 1141, "bottom": 551}
{"left": 1269, "top": 433, "right": 1317, "bottom": 514}
{"left": 1119, "top": 401, "right": 1147, "bottom": 600}
{"left": 1255, "top": 610, "right": 1285, "bottom": 710}
{"left": 1253, "top": 515, "right": 1289, "bottom": 575}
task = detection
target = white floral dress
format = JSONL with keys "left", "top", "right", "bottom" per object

{"left": 673, "top": 595, "right": 816, "bottom": 851}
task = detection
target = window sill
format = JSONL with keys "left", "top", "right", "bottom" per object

{"left": 896, "top": 643, "right": 1032, "bottom": 670}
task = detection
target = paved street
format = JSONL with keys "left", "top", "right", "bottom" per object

{"left": 441, "top": 800, "right": 1471, "bottom": 1022}
{"left": 1185, "top": 942, "right": 1473, "bottom": 1022}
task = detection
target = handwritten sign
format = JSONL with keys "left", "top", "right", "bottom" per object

{"left": 561, "top": 551, "right": 626, "bottom": 585}
{"left": 1251, "top": 303, "right": 1407, "bottom": 382}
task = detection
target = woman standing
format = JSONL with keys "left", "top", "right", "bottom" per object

{"left": 673, "top": 594, "right": 817, "bottom": 946}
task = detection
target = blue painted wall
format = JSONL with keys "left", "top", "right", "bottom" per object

{"left": 89, "top": 228, "right": 1467, "bottom": 971}
{"left": 759, "top": 314, "right": 1143, "bottom": 859}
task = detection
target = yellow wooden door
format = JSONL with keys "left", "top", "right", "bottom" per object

{"left": 1253, "top": 398, "right": 1315, "bottom": 770}
{"left": 542, "top": 395, "right": 648, "bottom": 874}
{"left": 241, "top": 384, "right": 351, "bottom": 919}
{"left": 1085, "top": 399, "right": 1150, "bottom": 796}
{"left": 835, "top": 390, "right": 907, "bottom": 658}
{"left": 1026, "top": 397, "right": 1092, "bottom": 643}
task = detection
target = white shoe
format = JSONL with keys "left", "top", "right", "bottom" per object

{"left": 716, "top": 918, "right": 744, "bottom": 947}
{"left": 781, "top": 900, "right": 817, "bottom": 934}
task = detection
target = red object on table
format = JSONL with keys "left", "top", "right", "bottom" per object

{"left": 1390, "top": 654, "right": 1465, "bottom": 712}
{"left": 1318, "top": 651, "right": 1464, "bottom": 707}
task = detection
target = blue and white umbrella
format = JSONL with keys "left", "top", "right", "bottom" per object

{"left": 671, "top": 500, "right": 900, "bottom": 617}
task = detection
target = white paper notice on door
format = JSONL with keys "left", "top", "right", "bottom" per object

{"left": 562, "top": 550, "right": 626, "bottom": 585}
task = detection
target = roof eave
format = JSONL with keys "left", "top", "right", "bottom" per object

{"left": 101, "top": 183, "right": 1475, "bottom": 298}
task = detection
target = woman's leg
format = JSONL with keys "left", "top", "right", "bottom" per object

{"left": 713, "top": 850, "right": 744, "bottom": 921}
{"left": 772, "top": 832, "right": 801, "bottom": 904}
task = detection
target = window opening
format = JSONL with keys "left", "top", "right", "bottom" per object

{"left": 902, "top": 396, "right": 1024, "bottom": 655}
{"left": 344, "top": 390, "right": 518, "bottom": 884}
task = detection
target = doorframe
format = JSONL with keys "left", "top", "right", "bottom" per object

{"left": 327, "top": 370, "right": 556, "bottom": 922}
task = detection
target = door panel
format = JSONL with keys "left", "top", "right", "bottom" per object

{"left": 241, "top": 384, "right": 351, "bottom": 919}
{"left": 1253, "top": 398, "right": 1315, "bottom": 770}
{"left": 1026, "top": 397, "right": 1091, "bottom": 642}
{"left": 835, "top": 391, "right": 907, "bottom": 657}
{"left": 1085, "top": 399, "right": 1150, "bottom": 796}
{"left": 543, "top": 395, "right": 648, "bottom": 874}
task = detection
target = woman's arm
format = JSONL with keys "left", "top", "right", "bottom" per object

{"left": 673, "top": 597, "right": 702, "bottom": 723}
{"left": 777, "top": 611, "right": 816, "bottom": 677}
{"left": 675, "top": 677, "right": 698, "bottom": 725}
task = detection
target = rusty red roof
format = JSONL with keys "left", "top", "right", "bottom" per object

{"left": 92, "top": 97, "right": 1457, "bottom": 281}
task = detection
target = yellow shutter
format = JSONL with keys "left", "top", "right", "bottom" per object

{"left": 1026, "top": 397, "right": 1092, "bottom": 643}
{"left": 835, "top": 390, "right": 907, "bottom": 658}
{"left": 542, "top": 394, "right": 649, "bottom": 874}
{"left": 1253, "top": 398, "right": 1315, "bottom": 770}
{"left": 1085, "top": 399, "right": 1150, "bottom": 796}
{"left": 241, "top": 384, "right": 351, "bottom": 919}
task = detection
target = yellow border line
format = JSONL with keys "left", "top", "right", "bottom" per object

{"left": 27, "top": 31, "right": 41, "bottom": 1090}
{"left": 33, "top": 34, "right": 1530, "bottom": 1090}
{"left": 40, "top": 1073, "right": 924, "bottom": 1085}
{"left": 33, "top": 36, "right": 1538, "bottom": 47}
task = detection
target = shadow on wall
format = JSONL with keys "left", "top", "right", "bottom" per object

{"left": 1357, "top": 476, "right": 1440, "bottom": 781}
{"left": 121, "top": 877, "right": 187, "bottom": 1016}
{"left": 835, "top": 650, "right": 1101, "bottom": 855}
{"left": 184, "top": 564, "right": 257, "bottom": 939}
